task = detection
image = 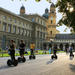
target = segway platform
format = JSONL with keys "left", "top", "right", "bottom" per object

{"left": 70, "top": 54, "right": 74, "bottom": 60}
{"left": 29, "top": 55, "right": 36, "bottom": 60}
{"left": 7, "top": 59, "right": 18, "bottom": 66}
{"left": 18, "top": 57, "right": 26, "bottom": 62}
{"left": 51, "top": 54, "right": 58, "bottom": 60}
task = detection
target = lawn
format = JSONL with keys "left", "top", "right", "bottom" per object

{"left": 0, "top": 50, "right": 65, "bottom": 57}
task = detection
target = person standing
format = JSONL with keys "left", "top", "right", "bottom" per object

{"left": 30, "top": 42, "right": 35, "bottom": 55}
{"left": 19, "top": 40, "right": 26, "bottom": 58}
{"left": 9, "top": 40, "right": 16, "bottom": 61}
{"left": 53, "top": 45, "right": 57, "bottom": 55}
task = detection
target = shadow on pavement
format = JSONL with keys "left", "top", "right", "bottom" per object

{"left": 0, "top": 65, "right": 14, "bottom": 70}
{"left": 46, "top": 59, "right": 54, "bottom": 64}
{"left": 69, "top": 64, "right": 75, "bottom": 72}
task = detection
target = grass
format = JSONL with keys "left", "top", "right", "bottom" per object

{"left": 0, "top": 50, "right": 65, "bottom": 57}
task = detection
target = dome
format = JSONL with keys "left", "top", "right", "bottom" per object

{"left": 20, "top": 5, "right": 25, "bottom": 10}
{"left": 45, "top": 8, "right": 49, "bottom": 13}
{"left": 20, "top": 5, "right": 25, "bottom": 14}
{"left": 43, "top": 8, "right": 49, "bottom": 19}
{"left": 51, "top": 3, "right": 55, "bottom": 7}
{"left": 43, "top": 13, "right": 49, "bottom": 19}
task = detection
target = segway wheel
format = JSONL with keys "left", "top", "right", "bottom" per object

{"left": 51, "top": 55, "right": 54, "bottom": 60}
{"left": 29, "top": 55, "right": 32, "bottom": 60}
{"left": 18, "top": 57, "right": 21, "bottom": 62}
{"left": 22, "top": 57, "right": 26, "bottom": 62}
{"left": 33, "top": 55, "right": 36, "bottom": 59}
{"left": 55, "top": 55, "right": 58, "bottom": 59}
{"left": 13, "top": 60, "right": 18, "bottom": 66}
{"left": 7, "top": 59, "right": 12, "bottom": 66}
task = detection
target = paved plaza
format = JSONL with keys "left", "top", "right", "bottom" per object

{"left": 0, "top": 53, "right": 75, "bottom": 75}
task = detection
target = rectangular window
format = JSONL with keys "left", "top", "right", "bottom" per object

{"left": 3, "top": 16, "right": 7, "bottom": 20}
{"left": 9, "top": 17, "right": 12, "bottom": 21}
{"left": 22, "top": 28, "right": 24, "bottom": 35}
{"left": 8, "top": 24, "right": 11, "bottom": 32}
{"left": 14, "top": 19, "right": 17, "bottom": 23}
{"left": 13, "top": 26, "right": 16, "bottom": 33}
{"left": 51, "top": 20, "right": 53, "bottom": 24}
{"left": 18, "top": 27, "right": 20, "bottom": 34}
{"left": 3, "top": 22, "right": 7, "bottom": 32}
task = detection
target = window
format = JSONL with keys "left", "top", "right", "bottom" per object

{"left": 9, "top": 17, "right": 12, "bottom": 21}
{"left": 19, "top": 21, "right": 21, "bottom": 24}
{"left": 32, "top": 18, "right": 34, "bottom": 22}
{"left": 14, "top": 19, "right": 17, "bottom": 23}
{"left": 3, "top": 16, "right": 7, "bottom": 20}
{"left": 3, "top": 22, "right": 7, "bottom": 32}
{"left": 40, "top": 32, "right": 42, "bottom": 38}
{"left": 37, "top": 31, "right": 39, "bottom": 38}
{"left": 24, "top": 30, "right": 26, "bottom": 36}
{"left": 8, "top": 24, "right": 11, "bottom": 32}
{"left": 23, "top": 22, "right": 24, "bottom": 26}
{"left": 38, "top": 18, "right": 39, "bottom": 23}
{"left": 13, "top": 26, "right": 16, "bottom": 33}
{"left": 51, "top": 16, "right": 53, "bottom": 20}
{"left": 51, "top": 20, "right": 53, "bottom": 24}
{"left": 50, "top": 31, "right": 52, "bottom": 35}
{"left": 22, "top": 28, "right": 24, "bottom": 35}
{"left": 18, "top": 27, "right": 20, "bottom": 34}
{"left": 41, "top": 20, "right": 42, "bottom": 25}
{"left": 27, "top": 31, "right": 29, "bottom": 37}
{"left": 30, "top": 32, "right": 31, "bottom": 37}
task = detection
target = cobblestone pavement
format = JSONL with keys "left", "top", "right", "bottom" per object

{"left": 0, "top": 53, "right": 75, "bottom": 75}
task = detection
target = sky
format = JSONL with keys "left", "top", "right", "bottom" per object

{"left": 0, "top": 0, "right": 71, "bottom": 34}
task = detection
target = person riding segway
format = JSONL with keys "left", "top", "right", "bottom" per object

{"left": 51, "top": 44, "right": 58, "bottom": 60}
{"left": 29, "top": 42, "right": 36, "bottom": 60}
{"left": 7, "top": 40, "right": 18, "bottom": 66}
{"left": 18, "top": 40, "right": 26, "bottom": 62}
{"left": 69, "top": 46, "right": 74, "bottom": 60}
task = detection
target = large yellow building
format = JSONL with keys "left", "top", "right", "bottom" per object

{"left": 43, "top": 3, "right": 59, "bottom": 42}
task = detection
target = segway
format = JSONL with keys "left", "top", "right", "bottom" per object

{"left": 69, "top": 51, "right": 74, "bottom": 60}
{"left": 51, "top": 54, "right": 58, "bottom": 60}
{"left": 7, "top": 59, "right": 18, "bottom": 66}
{"left": 18, "top": 57, "right": 26, "bottom": 62}
{"left": 29, "top": 55, "right": 36, "bottom": 60}
{"left": 7, "top": 49, "right": 18, "bottom": 66}
{"left": 29, "top": 49, "right": 36, "bottom": 60}
{"left": 51, "top": 49, "right": 58, "bottom": 60}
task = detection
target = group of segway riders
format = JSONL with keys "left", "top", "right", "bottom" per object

{"left": 7, "top": 40, "right": 35, "bottom": 66}
{"left": 7, "top": 39, "right": 74, "bottom": 66}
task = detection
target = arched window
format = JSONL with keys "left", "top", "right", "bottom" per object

{"left": 51, "top": 20, "right": 53, "bottom": 24}
{"left": 50, "top": 31, "right": 52, "bottom": 35}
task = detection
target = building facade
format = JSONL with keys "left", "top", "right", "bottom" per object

{"left": 0, "top": 6, "right": 47, "bottom": 50}
{"left": 43, "top": 3, "right": 59, "bottom": 42}
{"left": 54, "top": 34, "right": 75, "bottom": 51}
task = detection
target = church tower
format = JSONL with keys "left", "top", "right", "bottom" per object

{"left": 20, "top": 5, "right": 25, "bottom": 15}
{"left": 46, "top": 3, "right": 59, "bottom": 41}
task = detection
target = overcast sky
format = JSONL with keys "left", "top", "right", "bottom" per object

{"left": 0, "top": 0, "right": 71, "bottom": 34}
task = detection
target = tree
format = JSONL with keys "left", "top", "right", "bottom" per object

{"left": 56, "top": 0, "right": 75, "bottom": 31}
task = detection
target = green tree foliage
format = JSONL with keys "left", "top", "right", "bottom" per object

{"left": 56, "top": 0, "right": 75, "bottom": 31}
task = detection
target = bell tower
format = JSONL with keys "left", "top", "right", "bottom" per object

{"left": 46, "top": 3, "right": 59, "bottom": 41}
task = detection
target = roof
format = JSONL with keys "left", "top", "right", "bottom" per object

{"left": 55, "top": 34, "right": 75, "bottom": 40}
{"left": 0, "top": 7, "right": 32, "bottom": 23}
{"left": 28, "top": 14, "right": 47, "bottom": 21}
{"left": 20, "top": 5, "right": 25, "bottom": 10}
{"left": 51, "top": 3, "right": 55, "bottom": 7}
